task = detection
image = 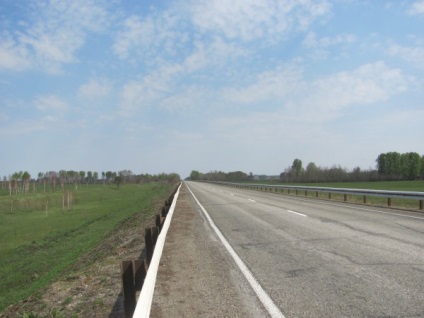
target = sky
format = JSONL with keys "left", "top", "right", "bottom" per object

{"left": 1, "top": 0, "right": 423, "bottom": 179}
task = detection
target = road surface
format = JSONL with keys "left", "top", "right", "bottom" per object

{"left": 153, "top": 181, "right": 424, "bottom": 317}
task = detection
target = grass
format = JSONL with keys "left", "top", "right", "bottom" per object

{"left": 0, "top": 182, "right": 173, "bottom": 312}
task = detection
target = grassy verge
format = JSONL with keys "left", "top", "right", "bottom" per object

{"left": 0, "top": 183, "right": 173, "bottom": 312}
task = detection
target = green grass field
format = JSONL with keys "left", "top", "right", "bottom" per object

{"left": 0, "top": 182, "right": 173, "bottom": 312}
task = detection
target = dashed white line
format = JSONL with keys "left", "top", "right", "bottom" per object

{"left": 287, "top": 210, "right": 307, "bottom": 217}
{"left": 248, "top": 199, "right": 256, "bottom": 203}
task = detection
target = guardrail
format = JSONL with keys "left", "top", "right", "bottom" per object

{"left": 120, "top": 183, "right": 181, "bottom": 318}
{"left": 203, "top": 181, "right": 424, "bottom": 210}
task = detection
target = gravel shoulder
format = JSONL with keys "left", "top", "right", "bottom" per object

{"left": 150, "top": 183, "right": 266, "bottom": 318}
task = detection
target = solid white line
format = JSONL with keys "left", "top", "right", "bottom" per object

{"left": 133, "top": 184, "right": 182, "bottom": 318}
{"left": 287, "top": 210, "right": 307, "bottom": 217}
{"left": 186, "top": 183, "right": 286, "bottom": 318}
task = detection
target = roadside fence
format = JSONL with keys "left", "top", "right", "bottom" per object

{"left": 120, "top": 183, "right": 181, "bottom": 318}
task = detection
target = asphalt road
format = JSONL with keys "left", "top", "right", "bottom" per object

{"left": 185, "top": 181, "right": 424, "bottom": 318}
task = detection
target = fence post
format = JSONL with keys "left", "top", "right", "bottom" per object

{"left": 133, "top": 259, "right": 147, "bottom": 291}
{"left": 151, "top": 226, "right": 159, "bottom": 247}
{"left": 145, "top": 227, "right": 153, "bottom": 266}
{"left": 121, "top": 260, "right": 136, "bottom": 318}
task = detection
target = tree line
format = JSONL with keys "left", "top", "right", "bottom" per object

{"left": 1, "top": 170, "right": 181, "bottom": 195}
{"left": 189, "top": 151, "right": 424, "bottom": 183}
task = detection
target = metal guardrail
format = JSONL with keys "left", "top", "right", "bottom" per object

{"left": 203, "top": 181, "right": 424, "bottom": 210}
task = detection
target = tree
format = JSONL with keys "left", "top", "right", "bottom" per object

{"left": 305, "top": 162, "right": 318, "bottom": 182}
{"left": 22, "top": 171, "right": 31, "bottom": 194}
{"left": 401, "top": 152, "right": 422, "bottom": 180}
{"left": 190, "top": 170, "right": 200, "bottom": 180}
{"left": 292, "top": 159, "right": 303, "bottom": 178}
{"left": 114, "top": 175, "right": 123, "bottom": 189}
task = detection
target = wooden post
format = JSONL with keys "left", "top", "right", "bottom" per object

{"left": 305, "top": 190, "right": 307, "bottom": 197}
{"left": 151, "top": 226, "right": 159, "bottom": 247}
{"left": 344, "top": 194, "right": 347, "bottom": 202}
{"left": 329, "top": 193, "right": 332, "bottom": 199}
{"left": 316, "top": 191, "right": 318, "bottom": 198}
{"left": 133, "top": 259, "right": 147, "bottom": 291}
{"left": 155, "top": 214, "right": 161, "bottom": 231}
{"left": 145, "top": 227, "right": 153, "bottom": 266}
{"left": 420, "top": 200, "right": 423, "bottom": 210}
{"left": 388, "top": 197, "right": 392, "bottom": 207}
{"left": 121, "top": 260, "right": 136, "bottom": 318}
{"left": 364, "top": 195, "right": 367, "bottom": 204}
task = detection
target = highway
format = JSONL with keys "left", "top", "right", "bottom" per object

{"left": 185, "top": 181, "right": 424, "bottom": 318}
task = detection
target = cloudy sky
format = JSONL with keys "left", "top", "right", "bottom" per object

{"left": 1, "top": 0, "right": 423, "bottom": 179}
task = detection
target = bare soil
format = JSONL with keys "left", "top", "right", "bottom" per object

{"left": 0, "top": 197, "right": 162, "bottom": 318}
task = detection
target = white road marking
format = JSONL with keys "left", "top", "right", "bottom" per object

{"left": 248, "top": 199, "right": 256, "bottom": 203}
{"left": 186, "top": 184, "right": 286, "bottom": 318}
{"left": 230, "top": 193, "right": 235, "bottom": 196}
{"left": 287, "top": 210, "right": 307, "bottom": 217}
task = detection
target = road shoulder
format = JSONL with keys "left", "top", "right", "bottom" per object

{"left": 150, "top": 183, "right": 266, "bottom": 317}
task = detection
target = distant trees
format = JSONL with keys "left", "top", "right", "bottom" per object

{"left": 188, "top": 170, "right": 252, "bottom": 182}
{"left": 376, "top": 151, "right": 422, "bottom": 180}
{"left": 2, "top": 169, "right": 180, "bottom": 196}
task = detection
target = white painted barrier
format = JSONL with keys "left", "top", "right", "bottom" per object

{"left": 132, "top": 183, "right": 181, "bottom": 318}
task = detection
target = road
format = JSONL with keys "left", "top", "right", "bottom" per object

{"left": 185, "top": 181, "right": 424, "bottom": 318}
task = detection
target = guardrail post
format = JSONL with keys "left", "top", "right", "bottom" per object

{"left": 145, "top": 227, "right": 153, "bottom": 266}
{"left": 296, "top": 190, "right": 298, "bottom": 195}
{"left": 388, "top": 197, "right": 392, "bottom": 207}
{"left": 152, "top": 226, "right": 159, "bottom": 247}
{"left": 316, "top": 191, "right": 318, "bottom": 198}
{"left": 133, "top": 259, "right": 147, "bottom": 291}
{"left": 364, "top": 195, "right": 367, "bottom": 204}
{"left": 344, "top": 194, "right": 347, "bottom": 202}
{"left": 328, "top": 193, "right": 332, "bottom": 200}
{"left": 420, "top": 200, "right": 423, "bottom": 210}
{"left": 305, "top": 190, "right": 307, "bottom": 197}
{"left": 121, "top": 260, "right": 136, "bottom": 318}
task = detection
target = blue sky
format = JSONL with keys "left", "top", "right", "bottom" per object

{"left": 1, "top": 0, "right": 423, "bottom": 179}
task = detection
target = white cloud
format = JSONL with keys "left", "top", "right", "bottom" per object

{"left": 159, "top": 86, "right": 210, "bottom": 112}
{"left": 3, "top": 0, "right": 111, "bottom": 73}
{"left": 0, "top": 35, "right": 31, "bottom": 71}
{"left": 303, "top": 61, "right": 413, "bottom": 119}
{"left": 119, "top": 63, "right": 183, "bottom": 116}
{"left": 303, "top": 32, "right": 356, "bottom": 49}
{"left": 35, "top": 95, "right": 68, "bottom": 112}
{"left": 408, "top": 0, "right": 424, "bottom": 15}
{"left": 113, "top": 11, "right": 186, "bottom": 62}
{"left": 183, "top": 37, "right": 247, "bottom": 73}
{"left": 190, "top": 0, "right": 331, "bottom": 42}
{"left": 78, "top": 78, "right": 112, "bottom": 101}
{"left": 223, "top": 65, "right": 304, "bottom": 105}
{"left": 388, "top": 44, "right": 424, "bottom": 68}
